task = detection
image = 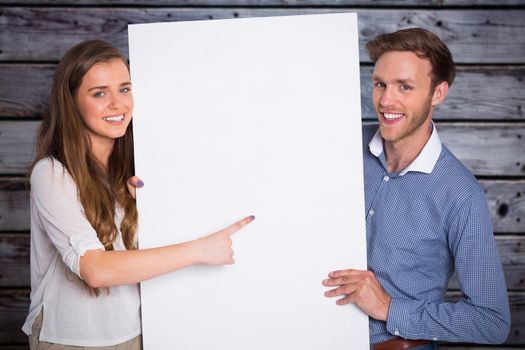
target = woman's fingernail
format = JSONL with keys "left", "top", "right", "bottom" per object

{"left": 137, "top": 180, "right": 144, "bottom": 187}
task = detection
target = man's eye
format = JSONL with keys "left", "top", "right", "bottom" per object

{"left": 401, "top": 84, "right": 412, "bottom": 91}
{"left": 93, "top": 91, "right": 105, "bottom": 98}
{"left": 375, "top": 82, "right": 386, "bottom": 88}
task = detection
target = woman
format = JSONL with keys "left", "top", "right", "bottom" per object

{"left": 22, "top": 40, "right": 254, "bottom": 349}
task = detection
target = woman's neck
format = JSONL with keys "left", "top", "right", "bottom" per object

{"left": 90, "top": 138, "right": 114, "bottom": 169}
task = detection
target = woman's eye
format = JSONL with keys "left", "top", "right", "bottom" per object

{"left": 93, "top": 91, "right": 105, "bottom": 98}
{"left": 121, "top": 87, "right": 131, "bottom": 93}
{"left": 401, "top": 84, "right": 412, "bottom": 91}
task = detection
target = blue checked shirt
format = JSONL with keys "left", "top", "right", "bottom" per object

{"left": 363, "top": 124, "right": 510, "bottom": 345}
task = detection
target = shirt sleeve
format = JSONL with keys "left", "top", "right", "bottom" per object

{"left": 30, "top": 158, "right": 105, "bottom": 278}
{"left": 385, "top": 188, "right": 511, "bottom": 344}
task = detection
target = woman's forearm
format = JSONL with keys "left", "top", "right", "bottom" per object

{"left": 80, "top": 240, "right": 202, "bottom": 288}
{"left": 79, "top": 215, "right": 254, "bottom": 288}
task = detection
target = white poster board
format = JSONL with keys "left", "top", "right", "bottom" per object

{"left": 128, "top": 13, "right": 368, "bottom": 350}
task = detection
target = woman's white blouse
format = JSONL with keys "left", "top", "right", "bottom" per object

{"left": 22, "top": 158, "right": 141, "bottom": 346}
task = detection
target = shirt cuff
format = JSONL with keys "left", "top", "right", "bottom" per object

{"left": 386, "top": 297, "right": 419, "bottom": 339}
{"left": 69, "top": 232, "right": 105, "bottom": 255}
{"left": 67, "top": 233, "right": 105, "bottom": 276}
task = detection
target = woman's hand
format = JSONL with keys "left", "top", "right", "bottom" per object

{"left": 193, "top": 215, "right": 255, "bottom": 265}
{"left": 126, "top": 176, "right": 144, "bottom": 199}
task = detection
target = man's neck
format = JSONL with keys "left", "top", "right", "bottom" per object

{"left": 384, "top": 120, "right": 433, "bottom": 174}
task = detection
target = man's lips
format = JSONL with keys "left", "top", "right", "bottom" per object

{"left": 379, "top": 112, "right": 405, "bottom": 125}
{"left": 382, "top": 112, "right": 405, "bottom": 121}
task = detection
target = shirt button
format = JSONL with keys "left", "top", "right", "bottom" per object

{"left": 394, "top": 330, "right": 400, "bottom": 336}
{"left": 369, "top": 209, "right": 375, "bottom": 216}
{"left": 383, "top": 175, "right": 390, "bottom": 181}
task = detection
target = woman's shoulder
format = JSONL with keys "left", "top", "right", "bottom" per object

{"left": 30, "top": 157, "right": 71, "bottom": 188}
{"left": 32, "top": 157, "right": 63, "bottom": 175}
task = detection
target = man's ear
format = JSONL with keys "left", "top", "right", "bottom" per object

{"left": 431, "top": 81, "right": 449, "bottom": 107}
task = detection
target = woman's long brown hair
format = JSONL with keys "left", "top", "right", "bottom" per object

{"left": 30, "top": 40, "right": 138, "bottom": 295}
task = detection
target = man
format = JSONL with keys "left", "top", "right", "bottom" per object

{"left": 322, "top": 28, "right": 510, "bottom": 350}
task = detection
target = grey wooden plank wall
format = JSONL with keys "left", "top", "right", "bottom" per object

{"left": 0, "top": 0, "right": 524, "bottom": 349}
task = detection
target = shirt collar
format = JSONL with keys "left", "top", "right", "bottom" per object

{"left": 368, "top": 123, "right": 442, "bottom": 176}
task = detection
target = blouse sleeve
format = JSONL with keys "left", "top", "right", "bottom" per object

{"left": 30, "top": 158, "right": 105, "bottom": 278}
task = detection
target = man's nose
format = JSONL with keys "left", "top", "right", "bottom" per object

{"left": 379, "top": 87, "right": 396, "bottom": 107}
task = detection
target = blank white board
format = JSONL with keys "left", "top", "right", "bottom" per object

{"left": 128, "top": 13, "right": 368, "bottom": 350}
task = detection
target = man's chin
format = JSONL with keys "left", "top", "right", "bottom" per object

{"left": 379, "top": 124, "right": 396, "bottom": 139}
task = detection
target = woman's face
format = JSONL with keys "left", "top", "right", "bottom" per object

{"left": 75, "top": 58, "right": 133, "bottom": 148}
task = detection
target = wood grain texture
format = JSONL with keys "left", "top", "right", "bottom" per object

{"left": 0, "top": 179, "right": 29, "bottom": 232}
{"left": 436, "top": 123, "right": 525, "bottom": 177}
{"left": 482, "top": 180, "right": 525, "bottom": 234}
{"left": 2, "top": 64, "right": 524, "bottom": 120}
{"left": 0, "top": 64, "right": 53, "bottom": 118}
{"left": 0, "top": 233, "right": 29, "bottom": 287}
{"left": 0, "top": 289, "right": 29, "bottom": 344}
{"left": 2, "top": 121, "right": 524, "bottom": 176}
{"left": 443, "top": 0, "right": 525, "bottom": 4}
{"left": 1, "top": 8, "right": 524, "bottom": 63}
{"left": 1, "top": 289, "right": 523, "bottom": 344}
{"left": 0, "top": 0, "right": 523, "bottom": 6}
{"left": 0, "top": 122, "right": 37, "bottom": 175}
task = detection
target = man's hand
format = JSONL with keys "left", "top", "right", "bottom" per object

{"left": 322, "top": 269, "right": 391, "bottom": 321}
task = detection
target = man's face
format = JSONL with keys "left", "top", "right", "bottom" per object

{"left": 372, "top": 51, "right": 436, "bottom": 144}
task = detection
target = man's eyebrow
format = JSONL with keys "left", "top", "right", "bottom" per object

{"left": 371, "top": 76, "right": 416, "bottom": 84}
{"left": 396, "top": 78, "right": 416, "bottom": 84}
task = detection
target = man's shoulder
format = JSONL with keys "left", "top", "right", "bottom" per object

{"left": 362, "top": 123, "right": 379, "bottom": 151}
{"left": 436, "top": 144, "right": 484, "bottom": 197}
{"left": 362, "top": 123, "right": 379, "bottom": 141}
